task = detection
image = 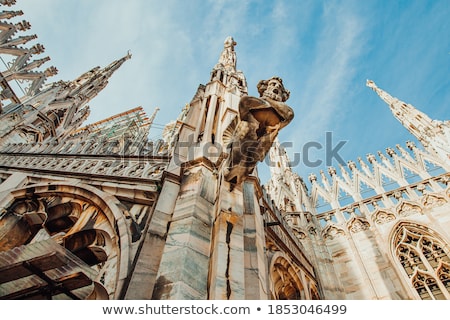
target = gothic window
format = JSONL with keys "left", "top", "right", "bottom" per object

{"left": 393, "top": 224, "right": 450, "bottom": 299}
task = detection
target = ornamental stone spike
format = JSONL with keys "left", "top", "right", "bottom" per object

{"left": 366, "top": 79, "right": 398, "bottom": 107}
{"left": 367, "top": 79, "right": 450, "bottom": 164}
{"left": 0, "top": 10, "right": 23, "bottom": 19}
{"left": 338, "top": 163, "right": 352, "bottom": 184}
{"left": 0, "top": 0, "right": 17, "bottom": 6}
{"left": 396, "top": 144, "right": 415, "bottom": 162}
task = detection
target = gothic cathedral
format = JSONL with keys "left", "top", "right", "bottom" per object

{"left": 0, "top": 1, "right": 449, "bottom": 300}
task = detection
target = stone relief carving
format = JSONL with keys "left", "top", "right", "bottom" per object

{"left": 422, "top": 193, "right": 447, "bottom": 208}
{"left": 1, "top": 154, "right": 168, "bottom": 180}
{"left": 224, "top": 77, "right": 294, "bottom": 187}
{"left": 348, "top": 217, "right": 370, "bottom": 233}
{"left": 322, "top": 224, "right": 345, "bottom": 240}
{"left": 396, "top": 200, "right": 422, "bottom": 217}
{"left": 291, "top": 226, "right": 307, "bottom": 240}
{"left": 372, "top": 208, "right": 396, "bottom": 224}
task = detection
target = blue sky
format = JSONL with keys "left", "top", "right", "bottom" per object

{"left": 14, "top": 0, "right": 450, "bottom": 183}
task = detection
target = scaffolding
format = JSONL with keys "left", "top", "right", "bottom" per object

{"left": 75, "top": 106, "right": 154, "bottom": 142}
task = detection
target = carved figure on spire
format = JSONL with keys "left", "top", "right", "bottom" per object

{"left": 218, "top": 36, "right": 237, "bottom": 71}
{"left": 224, "top": 76, "right": 294, "bottom": 187}
{"left": 366, "top": 79, "right": 397, "bottom": 106}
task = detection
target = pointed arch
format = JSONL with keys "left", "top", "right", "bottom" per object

{"left": 390, "top": 221, "right": 450, "bottom": 299}
{"left": 269, "top": 253, "right": 306, "bottom": 300}
{"left": 359, "top": 179, "right": 378, "bottom": 199}
{"left": 402, "top": 166, "right": 424, "bottom": 184}
{"left": 422, "top": 159, "right": 446, "bottom": 177}
{"left": 0, "top": 182, "right": 133, "bottom": 299}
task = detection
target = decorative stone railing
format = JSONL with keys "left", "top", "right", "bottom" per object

{"left": 0, "top": 153, "right": 169, "bottom": 181}
{"left": 313, "top": 173, "right": 450, "bottom": 240}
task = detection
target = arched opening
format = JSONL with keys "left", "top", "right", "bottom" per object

{"left": 0, "top": 184, "right": 127, "bottom": 300}
{"left": 270, "top": 255, "right": 305, "bottom": 300}
{"left": 391, "top": 222, "right": 450, "bottom": 300}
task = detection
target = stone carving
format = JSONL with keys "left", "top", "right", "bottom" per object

{"left": 322, "top": 224, "right": 345, "bottom": 240}
{"left": 0, "top": 154, "right": 168, "bottom": 180}
{"left": 294, "top": 229, "right": 307, "bottom": 240}
{"left": 348, "top": 217, "right": 370, "bottom": 233}
{"left": 0, "top": 193, "right": 116, "bottom": 299}
{"left": 422, "top": 193, "right": 447, "bottom": 208}
{"left": 372, "top": 208, "right": 396, "bottom": 224}
{"left": 224, "top": 77, "right": 294, "bottom": 186}
{"left": 396, "top": 200, "right": 422, "bottom": 217}
{"left": 218, "top": 36, "right": 237, "bottom": 70}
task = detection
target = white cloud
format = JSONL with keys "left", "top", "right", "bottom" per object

{"left": 290, "top": 3, "right": 365, "bottom": 146}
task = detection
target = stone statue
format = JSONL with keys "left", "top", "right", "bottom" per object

{"left": 218, "top": 36, "right": 237, "bottom": 70}
{"left": 224, "top": 76, "right": 294, "bottom": 186}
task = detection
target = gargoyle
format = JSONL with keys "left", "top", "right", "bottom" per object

{"left": 224, "top": 76, "right": 294, "bottom": 186}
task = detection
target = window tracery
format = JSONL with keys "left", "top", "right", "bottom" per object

{"left": 393, "top": 224, "right": 450, "bottom": 299}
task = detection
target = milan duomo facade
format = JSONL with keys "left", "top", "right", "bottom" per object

{"left": 0, "top": 2, "right": 450, "bottom": 300}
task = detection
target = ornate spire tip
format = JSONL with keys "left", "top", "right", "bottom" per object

{"left": 366, "top": 79, "right": 377, "bottom": 89}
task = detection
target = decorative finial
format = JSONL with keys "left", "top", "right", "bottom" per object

{"left": 386, "top": 147, "right": 396, "bottom": 157}
{"left": 308, "top": 173, "right": 317, "bottom": 183}
{"left": 366, "top": 79, "right": 397, "bottom": 106}
{"left": 406, "top": 140, "right": 416, "bottom": 150}
{"left": 366, "top": 79, "right": 376, "bottom": 89}
{"left": 347, "top": 160, "right": 357, "bottom": 171}
{"left": 366, "top": 153, "right": 376, "bottom": 164}
{"left": 0, "top": 0, "right": 17, "bottom": 6}
{"left": 328, "top": 166, "right": 336, "bottom": 176}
